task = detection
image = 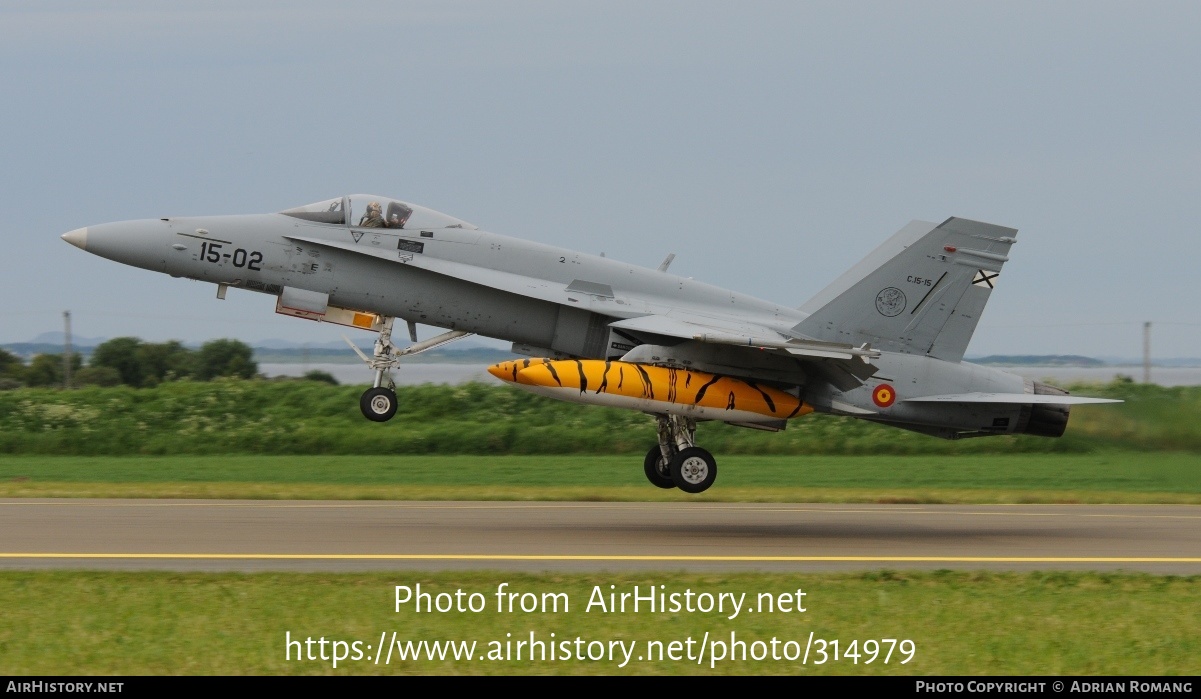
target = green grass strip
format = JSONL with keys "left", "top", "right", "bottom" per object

{"left": 0, "top": 453, "right": 1197, "bottom": 503}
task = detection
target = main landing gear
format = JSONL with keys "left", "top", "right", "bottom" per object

{"left": 345, "top": 317, "right": 473, "bottom": 422}
{"left": 644, "top": 414, "right": 718, "bottom": 493}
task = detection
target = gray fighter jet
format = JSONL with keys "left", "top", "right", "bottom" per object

{"left": 62, "top": 194, "right": 1119, "bottom": 492}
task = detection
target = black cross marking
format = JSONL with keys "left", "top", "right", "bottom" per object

{"left": 973, "top": 270, "right": 999, "bottom": 289}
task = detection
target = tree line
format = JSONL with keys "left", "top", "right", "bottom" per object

{"left": 0, "top": 338, "right": 258, "bottom": 389}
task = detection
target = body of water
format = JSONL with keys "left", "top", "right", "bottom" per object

{"left": 261, "top": 362, "right": 496, "bottom": 386}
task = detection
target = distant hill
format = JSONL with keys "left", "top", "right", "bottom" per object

{"left": 0, "top": 343, "right": 97, "bottom": 359}
{"left": 30, "top": 331, "right": 107, "bottom": 346}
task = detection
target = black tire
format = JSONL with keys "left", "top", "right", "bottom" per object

{"left": 643, "top": 446, "right": 676, "bottom": 489}
{"left": 669, "top": 447, "right": 717, "bottom": 493}
{"left": 360, "top": 387, "right": 398, "bottom": 422}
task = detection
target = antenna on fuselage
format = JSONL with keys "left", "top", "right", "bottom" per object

{"left": 657, "top": 253, "right": 676, "bottom": 272}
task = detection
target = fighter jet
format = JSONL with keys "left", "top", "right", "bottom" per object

{"left": 62, "top": 194, "right": 1119, "bottom": 493}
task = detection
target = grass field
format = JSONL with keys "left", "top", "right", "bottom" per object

{"left": 1, "top": 570, "right": 1197, "bottom": 675}
{"left": 0, "top": 452, "right": 1198, "bottom": 502}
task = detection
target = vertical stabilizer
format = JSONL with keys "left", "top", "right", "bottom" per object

{"left": 792, "top": 217, "right": 1017, "bottom": 362}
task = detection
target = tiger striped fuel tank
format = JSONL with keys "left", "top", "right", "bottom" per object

{"left": 487, "top": 358, "right": 813, "bottom": 423}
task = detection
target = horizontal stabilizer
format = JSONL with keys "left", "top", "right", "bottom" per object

{"left": 904, "top": 393, "right": 1121, "bottom": 405}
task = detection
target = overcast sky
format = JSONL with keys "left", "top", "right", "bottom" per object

{"left": 2, "top": 1, "right": 1199, "bottom": 358}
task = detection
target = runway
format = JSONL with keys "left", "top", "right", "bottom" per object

{"left": 1, "top": 499, "right": 1199, "bottom": 573}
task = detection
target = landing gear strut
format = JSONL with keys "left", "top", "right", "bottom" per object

{"left": 357, "top": 318, "right": 399, "bottom": 421}
{"left": 646, "top": 414, "right": 718, "bottom": 493}
{"left": 345, "top": 317, "right": 473, "bottom": 422}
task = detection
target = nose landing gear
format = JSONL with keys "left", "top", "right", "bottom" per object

{"left": 344, "top": 317, "right": 473, "bottom": 422}
{"left": 360, "top": 386, "right": 398, "bottom": 422}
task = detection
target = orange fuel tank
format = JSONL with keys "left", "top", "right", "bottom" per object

{"left": 488, "top": 358, "right": 812, "bottom": 423}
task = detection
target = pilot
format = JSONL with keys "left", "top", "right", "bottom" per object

{"left": 359, "top": 201, "right": 386, "bottom": 228}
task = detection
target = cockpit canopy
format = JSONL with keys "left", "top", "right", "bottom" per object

{"left": 280, "top": 195, "right": 477, "bottom": 230}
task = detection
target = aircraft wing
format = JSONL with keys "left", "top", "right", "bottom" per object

{"left": 609, "top": 313, "right": 766, "bottom": 343}
{"left": 610, "top": 314, "right": 880, "bottom": 388}
{"left": 609, "top": 315, "right": 877, "bottom": 361}
{"left": 904, "top": 393, "right": 1122, "bottom": 404}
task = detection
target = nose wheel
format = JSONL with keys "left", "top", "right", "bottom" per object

{"left": 360, "top": 386, "right": 398, "bottom": 422}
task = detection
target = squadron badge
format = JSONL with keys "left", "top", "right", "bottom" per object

{"left": 875, "top": 287, "right": 906, "bottom": 317}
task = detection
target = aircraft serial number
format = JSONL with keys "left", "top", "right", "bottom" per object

{"left": 199, "top": 241, "right": 263, "bottom": 271}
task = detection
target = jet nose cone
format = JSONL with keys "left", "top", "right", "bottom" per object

{"left": 61, "top": 227, "right": 88, "bottom": 250}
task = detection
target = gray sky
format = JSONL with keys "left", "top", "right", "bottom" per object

{"left": 3, "top": 1, "right": 1199, "bottom": 358}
